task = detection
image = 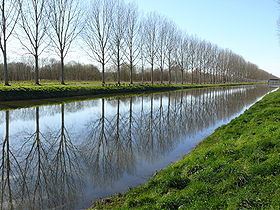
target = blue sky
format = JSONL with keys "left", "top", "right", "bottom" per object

{"left": 128, "top": 0, "right": 280, "bottom": 77}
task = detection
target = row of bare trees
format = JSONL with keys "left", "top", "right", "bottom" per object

{"left": 0, "top": 0, "right": 275, "bottom": 86}
{"left": 82, "top": 0, "right": 275, "bottom": 85}
{"left": 0, "top": 0, "right": 81, "bottom": 85}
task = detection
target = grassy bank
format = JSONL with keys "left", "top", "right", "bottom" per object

{"left": 92, "top": 89, "right": 280, "bottom": 209}
{"left": 0, "top": 82, "right": 260, "bottom": 102}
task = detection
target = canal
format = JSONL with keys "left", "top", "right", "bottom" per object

{"left": 0, "top": 85, "right": 276, "bottom": 209}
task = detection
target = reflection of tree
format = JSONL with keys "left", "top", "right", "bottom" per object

{"left": 0, "top": 111, "right": 14, "bottom": 210}
{"left": 111, "top": 98, "right": 136, "bottom": 178}
{"left": 19, "top": 107, "right": 51, "bottom": 209}
{"left": 4, "top": 100, "right": 100, "bottom": 125}
{"left": 82, "top": 98, "right": 111, "bottom": 185}
{"left": 123, "top": 97, "right": 136, "bottom": 175}
{"left": 83, "top": 98, "right": 137, "bottom": 186}
{"left": 49, "top": 103, "right": 82, "bottom": 208}
{"left": 134, "top": 96, "right": 145, "bottom": 151}
{"left": 122, "top": 97, "right": 136, "bottom": 174}
{"left": 0, "top": 111, "right": 23, "bottom": 210}
{"left": 142, "top": 94, "right": 155, "bottom": 160}
{"left": 112, "top": 99, "right": 126, "bottom": 172}
{"left": 0, "top": 105, "right": 83, "bottom": 209}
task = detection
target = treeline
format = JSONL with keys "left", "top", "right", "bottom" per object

{"left": 0, "top": 61, "right": 274, "bottom": 83}
{"left": 0, "top": 0, "right": 276, "bottom": 85}
{"left": 0, "top": 61, "right": 100, "bottom": 81}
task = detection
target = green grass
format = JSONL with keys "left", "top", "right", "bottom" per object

{"left": 91, "top": 89, "right": 280, "bottom": 210}
{"left": 0, "top": 81, "right": 260, "bottom": 103}
{"left": 0, "top": 80, "right": 105, "bottom": 86}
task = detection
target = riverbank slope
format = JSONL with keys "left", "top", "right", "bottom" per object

{"left": 0, "top": 82, "right": 259, "bottom": 102}
{"left": 92, "top": 89, "right": 280, "bottom": 209}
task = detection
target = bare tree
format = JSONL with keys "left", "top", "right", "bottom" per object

{"left": 209, "top": 44, "right": 218, "bottom": 84}
{"left": 202, "top": 42, "right": 214, "bottom": 84}
{"left": 165, "top": 22, "right": 177, "bottom": 84}
{"left": 0, "top": 0, "right": 20, "bottom": 85}
{"left": 124, "top": 2, "right": 139, "bottom": 85}
{"left": 142, "top": 12, "right": 160, "bottom": 84}
{"left": 17, "top": 0, "right": 48, "bottom": 85}
{"left": 138, "top": 22, "right": 146, "bottom": 84}
{"left": 48, "top": 0, "right": 82, "bottom": 85}
{"left": 83, "top": 0, "right": 114, "bottom": 86}
{"left": 188, "top": 36, "right": 199, "bottom": 84}
{"left": 176, "top": 32, "right": 189, "bottom": 84}
{"left": 156, "top": 17, "right": 168, "bottom": 84}
{"left": 110, "top": 0, "right": 126, "bottom": 86}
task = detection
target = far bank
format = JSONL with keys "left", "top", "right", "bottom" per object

{"left": 0, "top": 82, "right": 262, "bottom": 104}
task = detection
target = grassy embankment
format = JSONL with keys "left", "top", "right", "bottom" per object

{"left": 92, "top": 89, "right": 280, "bottom": 209}
{"left": 0, "top": 81, "right": 260, "bottom": 103}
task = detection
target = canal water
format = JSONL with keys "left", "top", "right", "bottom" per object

{"left": 0, "top": 85, "right": 276, "bottom": 209}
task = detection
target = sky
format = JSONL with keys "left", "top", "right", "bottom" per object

{"left": 127, "top": 0, "right": 280, "bottom": 77}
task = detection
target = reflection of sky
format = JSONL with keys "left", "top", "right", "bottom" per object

{"left": 0, "top": 85, "right": 276, "bottom": 209}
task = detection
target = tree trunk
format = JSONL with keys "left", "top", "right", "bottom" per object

{"left": 130, "top": 49, "right": 133, "bottom": 84}
{"left": 160, "top": 67, "right": 163, "bottom": 84}
{"left": 102, "top": 63, "right": 105, "bottom": 86}
{"left": 168, "top": 65, "right": 171, "bottom": 84}
{"left": 117, "top": 64, "right": 120, "bottom": 86}
{"left": 141, "top": 65, "right": 144, "bottom": 84}
{"left": 175, "top": 69, "right": 178, "bottom": 84}
{"left": 130, "top": 63, "right": 133, "bottom": 85}
{"left": 35, "top": 54, "right": 40, "bottom": 85}
{"left": 199, "top": 68, "right": 202, "bottom": 84}
{"left": 3, "top": 48, "right": 9, "bottom": 86}
{"left": 151, "top": 63, "right": 154, "bottom": 85}
{"left": 181, "top": 69, "right": 184, "bottom": 84}
{"left": 117, "top": 48, "right": 120, "bottom": 86}
{"left": 191, "top": 67, "right": 194, "bottom": 84}
{"left": 60, "top": 55, "right": 65, "bottom": 85}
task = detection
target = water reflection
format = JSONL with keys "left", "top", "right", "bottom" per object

{"left": 0, "top": 86, "right": 275, "bottom": 209}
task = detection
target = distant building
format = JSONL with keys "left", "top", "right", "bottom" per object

{"left": 268, "top": 78, "right": 280, "bottom": 86}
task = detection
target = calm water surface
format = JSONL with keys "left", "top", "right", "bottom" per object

{"left": 0, "top": 85, "right": 276, "bottom": 209}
